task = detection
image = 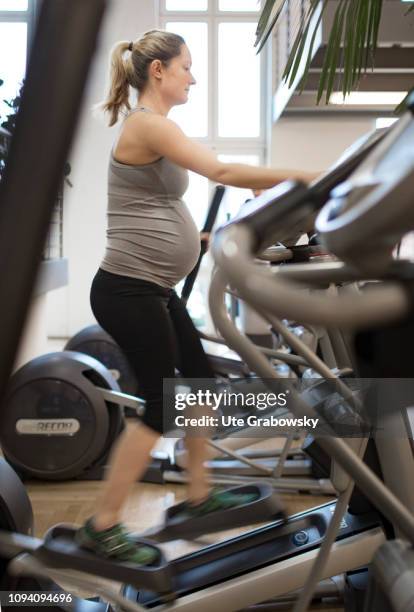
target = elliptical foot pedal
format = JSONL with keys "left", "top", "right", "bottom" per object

{"left": 42, "top": 524, "right": 174, "bottom": 599}
{"left": 148, "top": 483, "right": 286, "bottom": 542}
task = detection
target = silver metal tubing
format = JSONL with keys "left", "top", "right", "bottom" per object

{"left": 273, "top": 261, "right": 366, "bottom": 284}
{"left": 317, "top": 328, "right": 337, "bottom": 370}
{"left": 0, "top": 531, "right": 42, "bottom": 557}
{"left": 163, "top": 470, "right": 335, "bottom": 494}
{"left": 271, "top": 433, "right": 295, "bottom": 479}
{"left": 208, "top": 269, "right": 414, "bottom": 542}
{"left": 326, "top": 327, "right": 354, "bottom": 372}
{"left": 206, "top": 439, "right": 273, "bottom": 476}
{"left": 213, "top": 225, "right": 409, "bottom": 330}
{"left": 97, "top": 387, "right": 145, "bottom": 413}
{"left": 177, "top": 435, "right": 293, "bottom": 463}
{"left": 274, "top": 259, "right": 414, "bottom": 286}
{"left": 257, "top": 310, "right": 360, "bottom": 412}
{"left": 200, "top": 331, "right": 307, "bottom": 367}
{"left": 293, "top": 440, "right": 368, "bottom": 612}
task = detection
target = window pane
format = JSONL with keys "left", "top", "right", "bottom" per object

{"left": 166, "top": 0, "right": 207, "bottom": 10}
{"left": 183, "top": 170, "right": 209, "bottom": 229}
{"left": 177, "top": 170, "right": 209, "bottom": 325}
{"left": 218, "top": 23, "right": 261, "bottom": 137}
{"left": 217, "top": 154, "right": 260, "bottom": 222}
{"left": 0, "top": 22, "right": 27, "bottom": 122}
{"left": 219, "top": 0, "right": 260, "bottom": 11}
{"left": 166, "top": 22, "right": 208, "bottom": 137}
{"left": 0, "top": 0, "right": 28, "bottom": 9}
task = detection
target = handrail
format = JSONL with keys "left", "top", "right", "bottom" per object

{"left": 212, "top": 224, "right": 409, "bottom": 330}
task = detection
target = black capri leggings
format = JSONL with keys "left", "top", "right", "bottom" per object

{"left": 90, "top": 268, "right": 214, "bottom": 434}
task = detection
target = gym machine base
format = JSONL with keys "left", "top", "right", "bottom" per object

{"left": 0, "top": 457, "right": 384, "bottom": 611}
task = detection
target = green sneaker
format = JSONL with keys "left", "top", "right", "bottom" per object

{"left": 75, "top": 519, "right": 159, "bottom": 565}
{"left": 187, "top": 488, "right": 259, "bottom": 517}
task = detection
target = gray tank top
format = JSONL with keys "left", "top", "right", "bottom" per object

{"left": 100, "top": 108, "right": 200, "bottom": 288}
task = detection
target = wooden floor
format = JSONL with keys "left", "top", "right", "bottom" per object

{"left": 23, "top": 436, "right": 343, "bottom": 611}
{"left": 27, "top": 477, "right": 334, "bottom": 558}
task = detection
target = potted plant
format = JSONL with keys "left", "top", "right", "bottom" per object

{"left": 0, "top": 78, "right": 24, "bottom": 180}
{"left": 256, "top": 0, "right": 414, "bottom": 105}
{"left": 0, "top": 78, "right": 71, "bottom": 185}
{"left": 0, "top": 78, "right": 71, "bottom": 260}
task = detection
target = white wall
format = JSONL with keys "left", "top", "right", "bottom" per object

{"left": 271, "top": 115, "right": 376, "bottom": 171}
{"left": 47, "top": 0, "right": 158, "bottom": 338}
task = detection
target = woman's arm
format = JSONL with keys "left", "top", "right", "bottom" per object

{"left": 134, "top": 114, "right": 319, "bottom": 189}
{"left": 214, "top": 163, "right": 318, "bottom": 189}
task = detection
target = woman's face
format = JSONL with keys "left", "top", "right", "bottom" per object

{"left": 159, "top": 44, "right": 196, "bottom": 106}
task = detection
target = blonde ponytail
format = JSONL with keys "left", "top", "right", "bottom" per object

{"left": 100, "top": 30, "right": 185, "bottom": 126}
{"left": 101, "top": 40, "right": 133, "bottom": 127}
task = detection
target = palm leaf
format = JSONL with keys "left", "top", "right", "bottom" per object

{"left": 320, "top": 0, "right": 347, "bottom": 103}
{"left": 285, "top": 0, "right": 326, "bottom": 88}
{"left": 356, "top": 0, "right": 369, "bottom": 81}
{"left": 256, "top": 0, "right": 391, "bottom": 104}
{"left": 343, "top": 0, "right": 358, "bottom": 96}
{"left": 395, "top": 85, "right": 414, "bottom": 115}
{"left": 318, "top": 0, "right": 383, "bottom": 102}
{"left": 255, "top": 0, "right": 289, "bottom": 54}
{"left": 284, "top": 0, "right": 324, "bottom": 88}
{"left": 293, "top": 2, "right": 328, "bottom": 91}
{"left": 256, "top": 0, "right": 282, "bottom": 38}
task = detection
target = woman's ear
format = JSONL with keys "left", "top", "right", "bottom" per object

{"left": 150, "top": 59, "right": 163, "bottom": 81}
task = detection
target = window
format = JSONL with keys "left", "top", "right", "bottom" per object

{"left": 160, "top": 0, "right": 266, "bottom": 227}
{"left": 218, "top": 153, "right": 260, "bottom": 224}
{"left": 219, "top": 0, "right": 260, "bottom": 11}
{"left": 0, "top": 0, "right": 36, "bottom": 121}
{"left": 0, "top": 1, "right": 64, "bottom": 261}
{"left": 0, "top": 22, "right": 27, "bottom": 119}
{"left": 218, "top": 22, "right": 261, "bottom": 137}
{"left": 166, "top": 21, "right": 208, "bottom": 137}
{"left": 0, "top": 0, "right": 28, "bottom": 9}
{"left": 166, "top": 0, "right": 208, "bottom": 11}
{"left": 161, "top": 1, "right": 266, "bottom": 330}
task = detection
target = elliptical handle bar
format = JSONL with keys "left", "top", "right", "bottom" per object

{"left": 213, "top": 105, "right": 414, "bottom": 329}
{"left": 213, "top": 223, "right": 409, "bottom": 330}
{"left": 217, "top": 121, "right": 389, "bottom": 258}
{"left": 223, "top": 180, "right": 312, "bottom": 254}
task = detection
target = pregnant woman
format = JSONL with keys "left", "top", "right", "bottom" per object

{"left": 76, "top": 29, "right": 314, "bottom": 564}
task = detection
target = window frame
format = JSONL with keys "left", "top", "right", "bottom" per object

{"left": 0, "top": 0, "right": 37, "bottom": 60}
{"left": 0, "top": 1, "right": 63, "bottom": 261}
{"left": 160, "top": 0, "right": 269, "bottom": 170}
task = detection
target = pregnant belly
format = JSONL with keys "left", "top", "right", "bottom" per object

{"left": 159, "top": 204, "right": 201, "bottom": 281}
{"left": 171, "top": 235, "right": 200, "bottom": 280}
{"left": 105, "top": 203, "right": 201, "bottom": 286}
{"left": 104, "top": 232, "right": 200, "bottom": 286}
